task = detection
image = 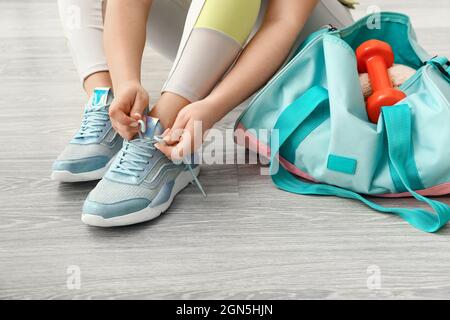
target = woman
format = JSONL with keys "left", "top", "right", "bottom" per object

{"left": 53, "top": 0, "right": 355, "bottom": 227}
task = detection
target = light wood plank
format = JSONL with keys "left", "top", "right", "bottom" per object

{"left": 0, "top": 0, "right": 449, "bottom": 300}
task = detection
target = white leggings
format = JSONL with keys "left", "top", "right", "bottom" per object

{"left": 58, "top": 0, "right": 353, "bottom": 102}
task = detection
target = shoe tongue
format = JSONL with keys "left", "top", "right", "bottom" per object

{"left": 88, "top": 87, "right": 113, "bottom": 108}
{"left": 144, "top": 116, "right": 165, "bottom": 138}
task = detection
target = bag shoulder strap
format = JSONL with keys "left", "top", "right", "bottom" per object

{"left": 270, "top": 87, "right": 450, "bottom": 233}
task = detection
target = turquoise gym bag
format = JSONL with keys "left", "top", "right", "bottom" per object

{"left": 234, "top": 12, "right": 450, "bottom": 232}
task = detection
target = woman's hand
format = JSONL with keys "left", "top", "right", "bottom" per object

{"left": 109, "top": 81, "right": 149, "bottom": 140}
{"left": 155, "top": 99, "right": 219, "bottom": 160}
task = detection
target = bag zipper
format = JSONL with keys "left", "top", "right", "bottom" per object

{"left": 427, "top": 56, "right": 450, "bottom": 82}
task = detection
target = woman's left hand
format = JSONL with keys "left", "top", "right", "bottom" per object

{"left": 155, "top": 99, "right": 220, "bottom": 161}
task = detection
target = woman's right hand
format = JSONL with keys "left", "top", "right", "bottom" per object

{"left": 109, "top": 81, "right": 150, "bottom": 140}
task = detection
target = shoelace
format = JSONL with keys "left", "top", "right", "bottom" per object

{"left": 111, "top": 120, "right": 207, "bottom": 197}
{"left": 74, "top": 105, "right": 110, "bottom": 139}
{"left": 111, "top": 138, "right": 157, "bottom": 177}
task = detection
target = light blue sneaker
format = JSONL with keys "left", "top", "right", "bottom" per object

{"left": 51, "top": 88, "right": 123, "bottom": 182}
{"left": 81, "top": 117, "right": 203, "bottom": 227}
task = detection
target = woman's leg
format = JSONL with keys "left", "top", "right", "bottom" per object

{"left": 83, "top": 71, "right": 112, "bottom": 97}
{"left": 149, "top": 0, "right": 263, "bottom": 129}
{"left": 57, "top": 0, "right": 112, "bottom": 97}
{"left": 53, "top": 0, "right": 120, "bottom": 183}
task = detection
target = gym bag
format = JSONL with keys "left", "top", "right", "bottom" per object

{"left": 234, "top": 12, "right": 450, "bottom": 232}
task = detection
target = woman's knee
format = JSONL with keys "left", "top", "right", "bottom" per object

{"left": 162, "top": 0, "right": 262, "bottom": 102}
{"left": 194, "top": 0, "right": 261, "bottom": 45}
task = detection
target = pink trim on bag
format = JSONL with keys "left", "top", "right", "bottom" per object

{"left": 235, "top": 122, "right": 450, "bottom": 198}
{"left": 235, "top": 123, "right": 317, "bottom": 182}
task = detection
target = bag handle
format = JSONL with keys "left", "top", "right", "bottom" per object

{"left": 270, "top": 86, "right": 450, "bottom": 232}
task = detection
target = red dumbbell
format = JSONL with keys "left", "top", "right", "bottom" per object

{"left": 356, "top": 39, "right": 406, "bottom": 123}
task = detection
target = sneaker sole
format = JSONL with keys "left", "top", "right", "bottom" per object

{"left": 81, "top": 166, "right": 200, "bottom": 227}
{"left": 51, "top": 156, "right": 116, "bottom": 183}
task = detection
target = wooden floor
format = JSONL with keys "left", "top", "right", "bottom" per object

{"left": 1, "top": 0, "right": 449, "bottom": 300}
